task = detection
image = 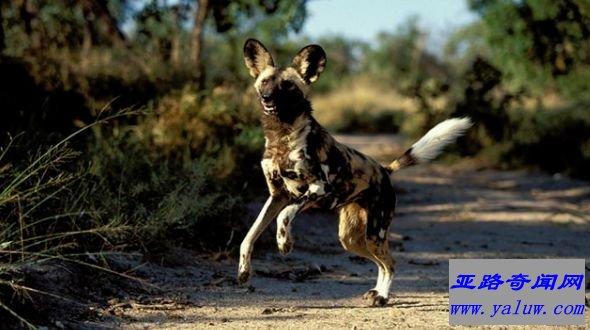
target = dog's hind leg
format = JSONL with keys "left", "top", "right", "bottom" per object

{"left": 365, "top": 205, "right": 396, "bottom": 306}
{"left": 238, "top": 194, "right": 289, "bottom": 285}
{"left": 338, "top": 203, "right": 388, "bottom": 304}
{"left": 366, "top": 235, "right": 396, "bottom": 305}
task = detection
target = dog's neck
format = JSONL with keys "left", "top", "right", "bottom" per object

{"left": 261, "top": 104, "right": 321, "bottom": 159}
{"left": 261, "top": 100, "right": 314, "bottom": 138}
{"left": 263, "top": 113, "right": 311, "bottom": 142}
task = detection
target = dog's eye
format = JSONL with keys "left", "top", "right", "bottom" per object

{"left": 281, "top": 81, "right": 295, "bottom": 90}
{"left": 261, "top": 78, "right": 269, "bottom": 85}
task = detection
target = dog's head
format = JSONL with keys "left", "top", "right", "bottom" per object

{"left": 243, "top": 38, "right": 326, "bottom": 122}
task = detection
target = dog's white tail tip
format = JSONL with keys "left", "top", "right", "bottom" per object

{"left": 410, "top": 117, "right": 473, "bottom": 164}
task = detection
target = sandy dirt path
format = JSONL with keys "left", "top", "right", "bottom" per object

{"left": 95, "top": 134, "right": 590, "bottom": 329}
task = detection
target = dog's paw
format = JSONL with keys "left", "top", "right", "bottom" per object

{"left": 362, "top": 289, "right": 378, "bottom": 300}
{"left": 370, "top": 295, "right": 389, "bottom": 307}
{"left": 277, "top": 239, "right": 293, "bottom": 256}
{"left": 363, "top": 289, "right": 389, "bottom": 306}
{"left": 237, "top": 269, "right": 251, "bottom": 285}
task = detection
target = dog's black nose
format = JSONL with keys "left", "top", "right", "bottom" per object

{"left": 261, "top": 93, "right": 273, "bottom": 102}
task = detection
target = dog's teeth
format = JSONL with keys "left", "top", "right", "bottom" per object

{"left": 264, "top": 105, "right": 276, "bottom": 113}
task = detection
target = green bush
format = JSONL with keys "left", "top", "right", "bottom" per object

{"left": 0, "top": 87, "right": 266, "bottom": 325}
{"left": 85, "top": 87, "right": 266, "bottom": 249}
{"left": 328, "top": 109, "right": 405, "bottom": 134}
{"left": 506, "top": 105, "right": 590, "bottom": 179}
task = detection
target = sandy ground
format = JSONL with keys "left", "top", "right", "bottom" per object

{"left": 87, "top": 134, "right": 589, "bottom": 329}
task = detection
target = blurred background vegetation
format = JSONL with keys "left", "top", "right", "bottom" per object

{"left": 1, "top": 0, "right": 590, "bottom": 324}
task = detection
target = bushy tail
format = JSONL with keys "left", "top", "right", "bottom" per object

{"left": 387, "top": 117, "right": 473, "bottom": 173}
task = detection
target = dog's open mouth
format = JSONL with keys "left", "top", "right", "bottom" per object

{"left": 262, "top": 101, "right": 277, "bottom": 114}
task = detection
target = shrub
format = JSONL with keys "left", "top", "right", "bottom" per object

{"left": 0, "top": 102, "right": 258, "bottom": 325}
{"left": 506, "top": 104, "right": 590, "bottom": 179}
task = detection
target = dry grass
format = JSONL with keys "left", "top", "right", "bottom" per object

{"left": 311, "top": 77, "right": 418, "bottom": 125}
{"left": 310, "top": 77, "right": 451, "bottom": 134}
{"left": 517, "top": 91, "right": 570, "bottom": 111}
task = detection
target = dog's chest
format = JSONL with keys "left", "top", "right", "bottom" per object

{"left": 262, "top": 127, "right": 315, "bottom": 198}
{"left": 261, "top": 157, "right": 306, "bottom": 197}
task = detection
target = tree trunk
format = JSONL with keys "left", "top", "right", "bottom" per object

{"left": 0, "top": 4, "right": 5, "bottom": 53}
{"left": 191, "top": 0, "right": 209, "bottom": 86}
{"left": 77, "top": 0, "right": 127, "bottom": 48}
{"left": 16, "top": 0, "right": 33, "bottom": 34}
{"left": 81, "top": 21, "right": 93, "bottom": 70}
{"left": 170, "top": 10, "right": 181, "bottom": 67}
{"left": 16, "top": 0, "right": 40, "bottom": 53}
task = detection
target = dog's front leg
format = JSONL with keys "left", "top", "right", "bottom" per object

{"left": 238, "top": 194, "right": 289, "bottom": 285}
{"left": 275, "top": 176, "right": 329, "bottom": 255}
{"left": 276, "top": 202, "right": 304, "bottom": 255}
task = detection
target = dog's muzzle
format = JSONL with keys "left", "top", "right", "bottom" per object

{"left": 261, "top": 94, "right": 277, "bottom": 114}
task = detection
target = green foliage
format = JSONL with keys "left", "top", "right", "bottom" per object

{"left": 443, "top": 21, "right": 490, "bottom": 71}
{"left": 211, "top": 0, "right": 307, "bottom": 42}
{"left": 467, "top": 0, "right": 590, "bottom": 96}
{"left": 88, "top": 136, "right": 246, "bottom": 251}
{"left": 0, "top": 0, "right": 278, "bottom": 261}
{"left": 324, "top": 108, "right": 405, "bottom": 134}
{"left": 507, "top": 104, "right": 590, "bottom": 179}
{"left": 0, "top": 117, "right": 251, "bottom": 327}
{"left": 362, "top": 17, "right": 425, "bottom": 85}
{"left": 136, "top": 87, "right": 263, "bottom": 177}
{"left": 0, "top": 106, "right": 258, "bottom": 258}
{"left": 357, "top": 18, "right": 455, "bottom": 135}
{"left": 361, "top": 18, "right": 450, "bottom": 88}
{"left": 311, "top": 36, "right": 365, "bottom": 92}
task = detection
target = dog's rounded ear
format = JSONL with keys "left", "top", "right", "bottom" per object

{"left": 291, "top": 44, "right": 327, "bottom": 84}
{"left": 243, "top": 39, "right": 275, "bottom": 79}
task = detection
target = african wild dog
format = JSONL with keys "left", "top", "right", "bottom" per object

{"left": 237, "top": 38, "right": 472, "bottom": 306}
